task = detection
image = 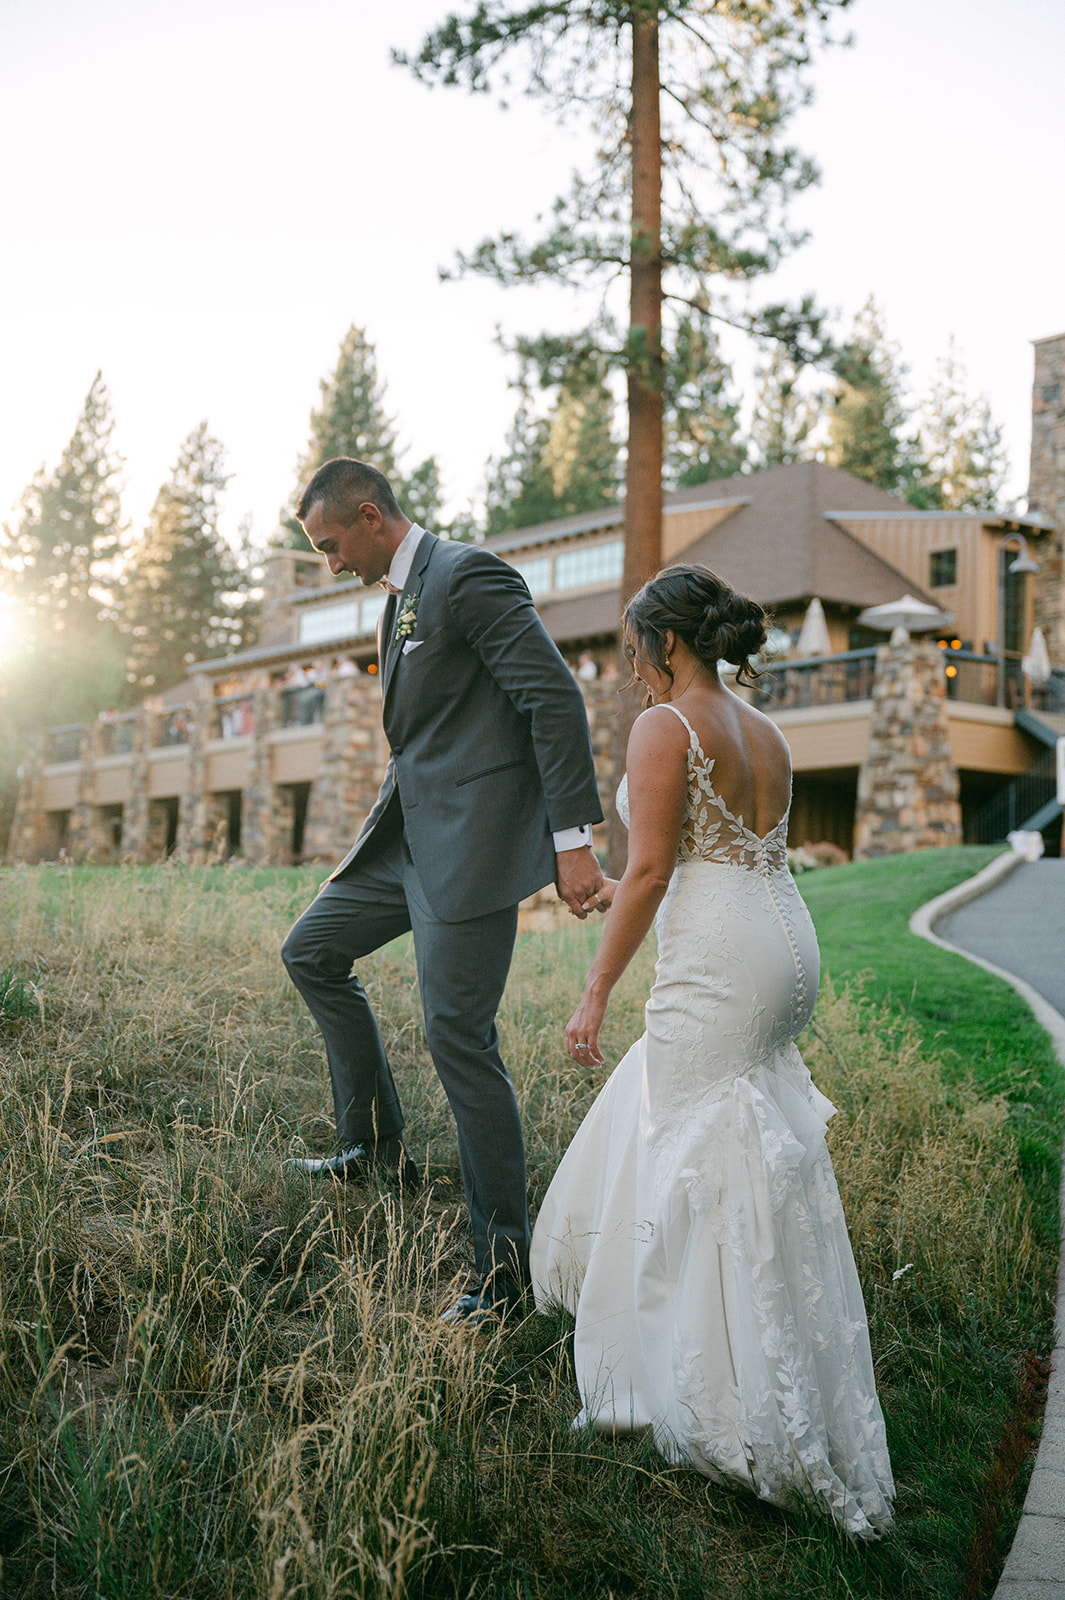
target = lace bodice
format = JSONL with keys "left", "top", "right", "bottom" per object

{"left": 616, "top": 705, "right": 790, "bottom": 873}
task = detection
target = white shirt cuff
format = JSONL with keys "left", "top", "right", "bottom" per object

{"left": 553, "top": 824, "right": 594, "bottom": 852}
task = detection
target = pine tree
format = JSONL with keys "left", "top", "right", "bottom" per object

{"left": 918, "top": 341, "right": 1012, "bottom": 511}
{"left": 664, "top": 313, "right": 746, "bottom": 488}
{"left": 484, "top": 400, "right": 555, "bottom": 535}
{"left": 401, "top": 3, "right": 848, "bottom": 871}
{"left": 484, "top": 369, "right": 619, "bottom": 534}
{"left": 543, "top": 371, "right": 620, "bottom": 514}
{"left": 0, "top": 373, "right": 128, "bottom": 846}
{"left": 296, "top": 324, "right": 400, "bottom": 488}
{"left": 120, "top": 423, "right": 244, "bottom": 691}
{"left": 403, "top": 456, "right": 446, "bottom": 529}
{"left": 826, "top": 300, "right": 927, "bottom": 502}
{"left": 2, "top": 371, "right": 124, "bottom": 640}
{"left": 400, "top": 2, "right": 846, "bottom": 597}
{"left": 749, "top": 344, "right": 821, "bottom": 470}
{"left": 281, "top": 324, "right": 445, "bottom": 544}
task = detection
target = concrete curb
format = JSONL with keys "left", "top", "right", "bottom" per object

{"left": 910, "top": 852, "right": 1065, "bottom": 1599}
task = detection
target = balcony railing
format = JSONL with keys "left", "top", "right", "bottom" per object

{"left": 754, "top": 647, "right": 1057, "bottom": 714}
{"left": 99, "top": 713, "right": 136, "bottom": 755}
{"left": 48, "top": 724, "right": 85, "bottom": 763}
{"left": 279, "top": 683, "right": 326, "bottom": 728}
{"left": 940, "top": 650, "right": 1020, "bottom": 707}
{"left": 37, "top": 654, "right": 1061, "bottom": 776}
{"left": 215, "top": 693, "right": 256, "bottom": 739}
{"left": 1031, "top": 669, "right": 1065, "bottom": 716}
{"left": 939, "top": 653, "right": 1065, "bottom": 711}
{"left": 153, "top": 709, "right": 192, "bottom": 747}
{"left": 753, "top": 649, "right": 877, "bottom": 711}
{"left": 970, "top": 745, "right": 1059, "bottom": 842}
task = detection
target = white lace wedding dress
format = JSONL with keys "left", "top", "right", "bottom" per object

{"left": 531, "top": 706, "right": 894, "bottom": 1539}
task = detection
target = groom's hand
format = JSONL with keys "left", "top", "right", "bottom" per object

{"left": 556, "top": 845, "right": 605, "bottom": 919}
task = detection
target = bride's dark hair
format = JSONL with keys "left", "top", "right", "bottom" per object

{"left": 623, "top": 564, "right": 769, "bottom": 690}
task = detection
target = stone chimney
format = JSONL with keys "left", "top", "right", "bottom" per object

{"left": 259, "top": 544, "right": 330, "bottom": 647}
{"left": 1027, "top": 333, "right": 1065, "bottom": 666}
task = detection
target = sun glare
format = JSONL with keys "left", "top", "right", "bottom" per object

{"left": 0, "top": 599, "right": 23, "bottom": 663}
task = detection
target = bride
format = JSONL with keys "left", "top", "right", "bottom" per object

{"left": 531, "top": 565, "right": 895, "bottom": 1539}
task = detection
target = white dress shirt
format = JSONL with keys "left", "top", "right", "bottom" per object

{"left": 384, "top": 524, "right": 594, "bottom": 855}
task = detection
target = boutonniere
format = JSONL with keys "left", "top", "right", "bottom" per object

{"left": 394, "top": 592, "right": 420, "bottom": 642}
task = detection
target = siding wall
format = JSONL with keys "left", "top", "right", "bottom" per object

{"left": 831, "top": 515, "right": 1035, "bottom": 653}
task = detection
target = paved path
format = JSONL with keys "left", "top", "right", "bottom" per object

{"left": 911, "top": 854, "right": 1065, "bottom": 1599}
{"left": 935, "top": 860, "right": 1065, "bottom": 1017}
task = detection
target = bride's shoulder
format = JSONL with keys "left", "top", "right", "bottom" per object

{"left": 627, "top": 704, "right": 693, "bottom": 761}
{"left": 626, "top": 706, "right": 694, "bottom": 813}
{"left": 633, "top": 702, "right": 692, "bottom": 734}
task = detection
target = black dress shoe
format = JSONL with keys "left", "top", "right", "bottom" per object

{"left": 440, "top": 1273, "right": 526, "bottom": 1328}
{"left": 288, "top": 1142, "right": 420, "bottom": 1191}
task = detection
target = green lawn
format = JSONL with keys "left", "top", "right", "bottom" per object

{"left": 799, "top": 845, "right": 1065, "bottom": 1245}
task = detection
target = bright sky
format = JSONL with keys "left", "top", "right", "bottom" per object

{"left": 1, "top": 0, "right": 1062, "bottom": 547}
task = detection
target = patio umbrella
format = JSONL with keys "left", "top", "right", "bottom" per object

{"left": 795, "top": 597, "right": 832, "bottom": 656}
{"left": 856, "top": 594, "right": 955, "bottom": 640}
{"left": 1022, "top": 625, "right": 1052, "bottom": 685}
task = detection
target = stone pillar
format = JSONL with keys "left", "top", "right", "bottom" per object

{"left": 853, "top": 638, "right": 963, "bottom": 858}
{"left": 7, "top": 733, "right": 49, "bottom": 863}
{"left": 242, "top": 686, "right": 283, "bottom": 866}
{"left": 1027, "top": 332, "right": 1065, "bottom": 668}
{"left": 145, "top": 801, "right": 173, "bottom": 860}
{"left": 173, "top": 703, "right": 209, "bottom": 865}
{"left": 119, "top": 707, "right": 156, "bottom": 862}
{"left": 204, "top": 805, "right": 229, "bottom": 865}
{"left": 301, "top": 675, "right": 390, "bottom": 864}
{"left": 66, "top": 722, "right": 100, "bottom": 862}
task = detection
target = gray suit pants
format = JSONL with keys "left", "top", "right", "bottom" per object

{"left": 281, "top": 807, "right": 529, "bottom": 1281}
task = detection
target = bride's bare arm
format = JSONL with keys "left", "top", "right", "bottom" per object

{"left": 566, "top": 709, "right": 689, "bottom": 1064}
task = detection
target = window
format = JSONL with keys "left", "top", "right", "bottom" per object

{"left": 554, "top": 540, "right": 624, "bottom": 591}
{"left": 1004, "top": 565, "right": 1026, "bottom": 654}
{"left": 299, "top": 601, "right": 361, "bottom": 646}
{"left": 511, "top": 556, "right": 553, "bottom": 596}
{"left": 299, "top": 594, "right": 386, "bottom": 646}
{"left": 929, "top": 549, "right": 957, "bottom": 588}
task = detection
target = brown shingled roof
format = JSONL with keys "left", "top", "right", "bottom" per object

{"left": 536, "top": 589, "right": 622, "bottom": 643}
{"left": 663, "top": 460, "right": 939, "bottom": 609}
{"left": 489, "top": 461, "right": 940, "bottom": 614}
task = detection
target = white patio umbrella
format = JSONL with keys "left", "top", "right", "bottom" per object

{"left": 856, "top": 594, "right": 955, "bottom": 643}
{"left": 1022, "top": 625, "right": 1052, "bottom": 685}
{"left": 795, "top": 597, "right": 832, "bottom": 656}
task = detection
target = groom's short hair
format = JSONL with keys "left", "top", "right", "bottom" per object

{"left": 297, "top": 459, "right": 401, "bottom": 526}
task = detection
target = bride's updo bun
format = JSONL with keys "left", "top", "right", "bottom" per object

{"left": 623, "top": 564, "right": 769, "bottom": 689}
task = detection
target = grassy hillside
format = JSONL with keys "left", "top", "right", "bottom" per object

{"left": 0, "top": 851, "right": 1060, "bottom": 1598}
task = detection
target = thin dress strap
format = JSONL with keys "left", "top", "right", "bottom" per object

{"left": 660, "top": 703, "right": 699, "bottom": 745}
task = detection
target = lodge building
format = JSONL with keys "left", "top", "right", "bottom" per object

{"left": 8, "top": 336, "right": 1065, "bottom": 868}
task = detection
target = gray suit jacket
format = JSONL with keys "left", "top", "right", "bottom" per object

{"left": 331, "top": 530, "right": 604, "bottom": 922}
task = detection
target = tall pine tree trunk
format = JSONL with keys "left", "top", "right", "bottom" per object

{"left": 609, "top": 7, "right": 664, "bottom": 874}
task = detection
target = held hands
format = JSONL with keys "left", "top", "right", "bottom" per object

{"left": 582, "top": 877, "right": 618, "bottom": 914}
{"left": 555, "top": 845, "right": 607, "bottom": 919}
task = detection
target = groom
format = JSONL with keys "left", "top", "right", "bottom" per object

{"left": 282, "top": 458, "right": 605, "bottom": 1323}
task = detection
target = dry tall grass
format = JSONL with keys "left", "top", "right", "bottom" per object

{"left": 0, "top": 864, "right": 1057, "bottom": 1599}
